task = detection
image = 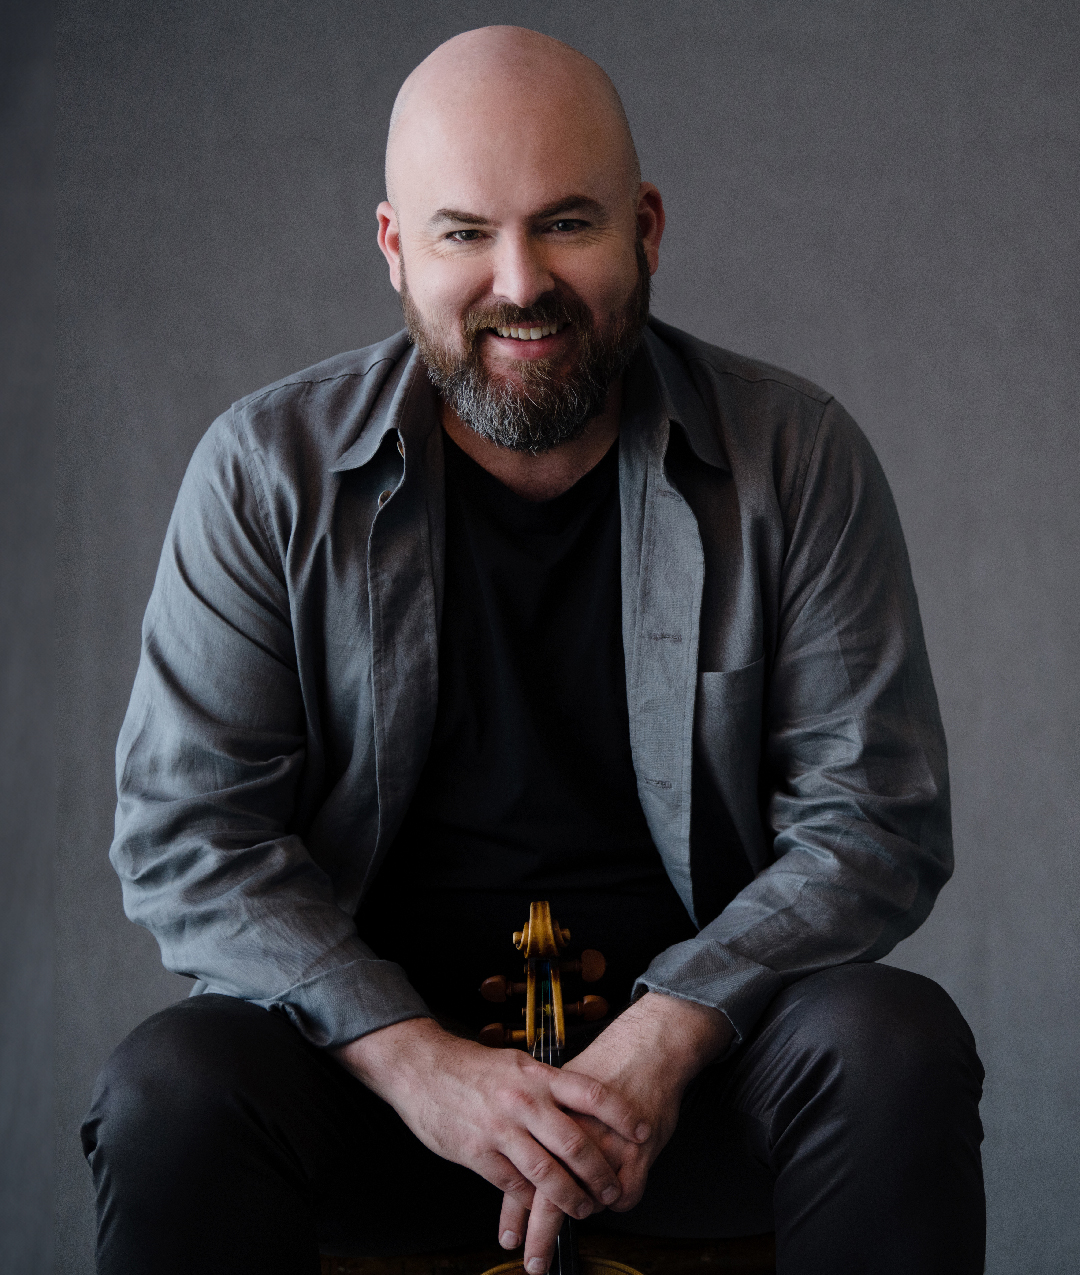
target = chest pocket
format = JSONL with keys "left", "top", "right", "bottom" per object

{"left": 695, "top": 656, "right": 768, "bottom": 870}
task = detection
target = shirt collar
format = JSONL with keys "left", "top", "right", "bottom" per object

{"left": 641, "top": 321, "right": 728, "bottom": 471}
{"left": 329, "top": 341, "right": 436, "bottom": 473}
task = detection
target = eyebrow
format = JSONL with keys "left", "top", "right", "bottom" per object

{"left": 429, "top": 195, "right": 607, "bottom": 228}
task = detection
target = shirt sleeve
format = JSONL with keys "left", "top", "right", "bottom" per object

{"left": 110, "top": 411, "right": 431, "bottom": 1047}
{"left": 634, "top": 398, "right": 952, "bottom": 1045}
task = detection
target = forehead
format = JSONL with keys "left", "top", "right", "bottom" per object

{"left": 390, "top": 85, "right": 631, "bottom": 226}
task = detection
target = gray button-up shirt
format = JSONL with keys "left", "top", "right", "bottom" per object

{"left": 112, "top": 317, "right": 951, "bottom": 1049}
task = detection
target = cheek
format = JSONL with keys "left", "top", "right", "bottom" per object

{"left": 567, "top": 250, "right": 641, "bottom": 322}
{"left": 409, "top": 251, "right": 491, "bottom": 324}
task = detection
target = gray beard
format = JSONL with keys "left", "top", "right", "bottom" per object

{"left": 400, "top": 242, "right": 651, "bottom": 455}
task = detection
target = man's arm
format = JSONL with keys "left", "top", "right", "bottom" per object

{"left": 111, "top": 409, "right": 429, "bottom": 1044}
{"left": 635, "top": 396, "right": 952, "bottom": 1044}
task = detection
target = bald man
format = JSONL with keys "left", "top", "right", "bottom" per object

{"left": 83, "top": 26, "right": 984, "bottom": 1275}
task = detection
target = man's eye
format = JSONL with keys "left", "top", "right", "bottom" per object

{"left": 448, "top": 229, "right": 483, "bottom": 242}
{"left": 549, "top": 219, "right": 585, "bottom": 233}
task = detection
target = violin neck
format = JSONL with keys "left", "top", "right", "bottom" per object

{"left": 534, "top": 958, "right": 580, "bottom": 1273}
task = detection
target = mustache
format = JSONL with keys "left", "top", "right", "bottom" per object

{"left": 461, "top": 292, "right": 590, "bottom": 344}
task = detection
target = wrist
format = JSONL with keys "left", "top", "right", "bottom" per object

{"left": 625, "top": 991, "right": 734, "bottom": 1080}
{"left": 333, "top": 1014, "right": 443, "bottom": 1100}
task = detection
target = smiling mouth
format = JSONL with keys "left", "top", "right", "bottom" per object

{"left": 490, "top": 322, "right": 567, "bottom": 341}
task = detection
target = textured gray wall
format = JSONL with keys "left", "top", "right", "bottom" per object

{"left": 1, "top": 2, "right": 52, "bottom": 1272}
{"left": 56, "top": 1, "right": 1079, "bottom": 1271}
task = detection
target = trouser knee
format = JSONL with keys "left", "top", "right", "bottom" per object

{"left": 751, "top": 963, "right": 984, "bottom": 1144}
{"left": 82, "top": 995, "right": 291, "bottom": 1175}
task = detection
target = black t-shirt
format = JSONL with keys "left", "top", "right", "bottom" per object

{"left": 356, "top": 432, "right": 698, "bottom": 1031}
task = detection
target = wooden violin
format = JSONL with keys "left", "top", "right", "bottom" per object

{"left": 479, "top": 902, "right": 642, "bottom": 1275}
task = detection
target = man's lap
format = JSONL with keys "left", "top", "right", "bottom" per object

{"left": 82, "top": 964, "right": 983, "bottom": 1270}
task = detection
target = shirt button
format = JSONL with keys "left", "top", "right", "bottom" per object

{"left": 378, "top": 489, "right": 392, "bottom": 507}
{"left": 397, "top": 438, "right": 405, "bottom": 458}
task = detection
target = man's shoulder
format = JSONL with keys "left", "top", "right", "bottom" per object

{"left": 212, "top": 330, "right": 415, "bottom": 468}
{"left": 233, "top": 332, "right": 411, "bottom": 412}
{"left": 225, "top": 328, "right": 410, "bottom": 438}
{"left": 644, "top": 318, "right": 850, "bottom": 485}
{"left": 646, "top": 317, "right": 832, "bottom": 411}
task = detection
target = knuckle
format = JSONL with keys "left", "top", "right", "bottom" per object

{"left": 581, "top": 1078, "right": 607, "bottom": 1108}
{"left": 503, "top": 1172, "right": 531, "bottom": 1196}
{"left": 560, "top": 1129, "right": 589, "bottom": 1160}
{"left": 526, "top": 1154, "right": 555, "bottom": 1184}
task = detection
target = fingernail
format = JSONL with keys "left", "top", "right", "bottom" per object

{"left": 527, "top": 1260, "right": 546, "bottom": 1274}
{"left": 576, "top": 1200, "right": 593, "bottom": 1219}
{"left": 500, "top": 1230, "right": 520, "bottom": 1249}
{"left": 635, "top": 1121, "right": 651, "bottom": 1141}
{"left": 601, "top": 1185, "right": 620, "bottom": 1205}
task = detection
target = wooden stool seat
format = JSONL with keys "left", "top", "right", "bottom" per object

{"left": 321, "top": 1231, "right": 775, "bottom": 1274}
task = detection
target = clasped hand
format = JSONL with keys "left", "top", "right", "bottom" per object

{"left": 336, "top": 993, "right": 731, "bottom": 1274}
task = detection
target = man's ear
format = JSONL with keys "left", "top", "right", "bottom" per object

{"left": 636, "top": 183, "right": 665, "bottom": 276}
{"left": 376, "top": 201, "right": 403, "bottom": 292}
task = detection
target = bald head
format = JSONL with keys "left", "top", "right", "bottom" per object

{"left": 385, "top": 27, "right": 640, "bottom": 213}
{"left": 374, "top": 25, "right": 665, "bottom": 462}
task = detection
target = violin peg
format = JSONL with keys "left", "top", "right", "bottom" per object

{"left": 479, "top": 1022, "right": 510, "bottom": 1047}
{"left": 479, "top": 1023, "right": 527, "bottom": 1048}
{"left": 480, "top": 975, "right": 510, "bottom": 1003}
{"left": 561, "top": 949, "right": 606, "bottom": 982}
{"left": 564, "top": 994, "right": 609, "bottom": 1023}
{"left": 481, "top": 975, "right": 528, "bottom": 1002}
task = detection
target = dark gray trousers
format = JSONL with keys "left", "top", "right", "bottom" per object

{"left": 81, "top": 964, "right": 985, "bottom": 1274}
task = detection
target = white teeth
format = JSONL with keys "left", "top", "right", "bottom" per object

{"left": 494, "top": 323, "right": 563, "bottom": 340}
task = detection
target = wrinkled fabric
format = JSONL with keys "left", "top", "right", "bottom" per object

{"left": 111, "top": 317, "right": 952, "bottom": 1048}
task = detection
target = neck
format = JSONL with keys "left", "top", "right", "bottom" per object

{"left": 439, "top": 376, "right": 622, "bottom": 501}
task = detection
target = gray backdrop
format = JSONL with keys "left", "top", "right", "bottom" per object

{"left": 1, "top": 2, "right": 51, "bottom": 1274}
{"left": 51, "top": 1, "right": 1078, "bottom": 1271}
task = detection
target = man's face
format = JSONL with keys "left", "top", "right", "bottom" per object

{"left": 379, "top": 85, "right": 662, "bottom": 452}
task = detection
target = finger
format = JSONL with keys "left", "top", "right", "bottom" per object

{"left": 607, "top": 1162, "right": 650, "bottom": 1212}
{"left": 498, "top": 1193, "right": 527, "bottom": 1251}
{"left": 550, "top": 1069, "right": 652, "bottom": 1144}
{"left": 499, "top": 1130, "right": 596, "bottom": 1221}
{"left": 476, "top": 1150, "right": 536, "bottom": 1214}
{"left": 605, "top": 1144, "right": 653, "bottom": 1212}
{"left": 522, "top": 1193, "right": 567, "bottom": 1275}
{"left": 522, "top": 1106, "right": 622, "bottom": 1207}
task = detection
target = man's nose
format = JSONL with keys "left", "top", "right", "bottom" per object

{"left": 489, "top": 234, "right": 554, "bottom": 310}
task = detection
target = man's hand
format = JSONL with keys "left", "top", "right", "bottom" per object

{"left": 334, "top": 1017, "right": 652, "bottom": 1244}
{"left": 499, "top": 992, "right": 735, "bottom": 1273}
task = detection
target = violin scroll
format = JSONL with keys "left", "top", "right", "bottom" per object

{"left": 480, "top": 901, "right": 609, "bottom": 1052}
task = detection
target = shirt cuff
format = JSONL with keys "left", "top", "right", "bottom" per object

{"left": 195, "top": 956, "right": 434, "bottom": 1048}
{"left": 631, "top": 938, "right": 784, "bottom": 1048}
